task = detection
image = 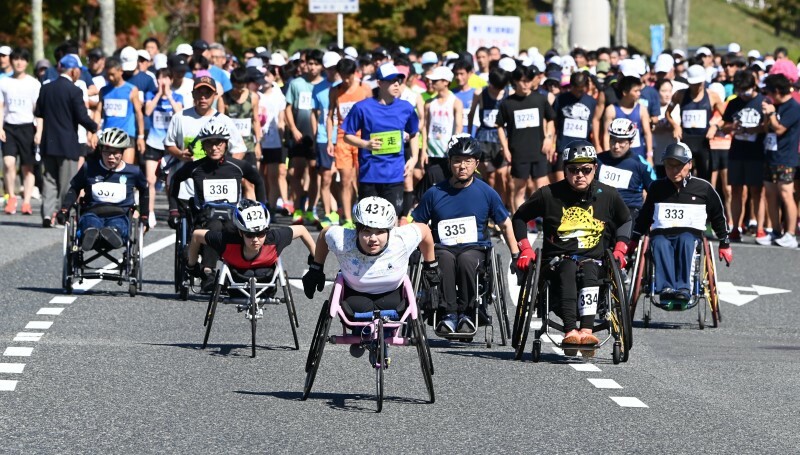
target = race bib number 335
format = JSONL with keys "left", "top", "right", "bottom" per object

{"left": 437, "top": 216, "right": 479, "bottom": 246}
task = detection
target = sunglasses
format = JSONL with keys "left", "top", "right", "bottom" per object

{"left": 243, "top": 230, "right": 267, "bottom": 239}
{"left": 566, "top": 165, "right": 594, "bottom": 176}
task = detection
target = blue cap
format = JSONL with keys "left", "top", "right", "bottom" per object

{"left": 376, "top": 62, "right": 402, "bottom": 81}
{"left": 59, "top": 54, "right": 81, "bottom": 69}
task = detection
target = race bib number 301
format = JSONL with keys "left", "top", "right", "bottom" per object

{"left": 202, "top": 179, "right": 237, "bottom": 203}
{"left": 91, "top": 181, "right": 126, "bottom": 203}
{"left": 437, "top": 216, "right": 479, "bottom": 246}
{"left": 598, "top": 166, "right": 633, "bottom": 189}
{"left": 652, "top": 202, "right": 707, "bottom": 231}
{"left": 513, "top": 108, "right": 540, "bottom": 129}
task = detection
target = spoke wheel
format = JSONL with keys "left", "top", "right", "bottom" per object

{"left": 302, "top": 301, "right": 331, "bottom": 400}
{"left": 202, "top": 271, "right": 223, "bottom": 349}
{"left": 282, "top": 273, "right": 300, "bottom": 350}
{"left": 607, "top": 249, "right": 632, "bottom": 362}
{"left": 514, "top": 250, "right": 541, "bottom": 360}
{"left": 250, "top": 278, "right": 258, "bottom": 358}
{"left": 412, "top": 317, "right": 435, "bottom": 403}
{"left": 375, "top": 319, "right": 384, "bottom": 413}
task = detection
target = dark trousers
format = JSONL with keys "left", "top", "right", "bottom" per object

{"left": 41, "top": 155, "right": 79, "bottom": 220}
{"left": 651, "top": 232, "right": 698, "bottom": 293}
{"left": 342, "top": 285, "right": 404, "bottom": 318}
{"left": 548, "top": 258, "right": 601, "bottom": 332}
{"left": 435, "top": 245, "right": 485, "bottom": 314}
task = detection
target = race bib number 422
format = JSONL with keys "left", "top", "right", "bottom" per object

{"left": 513, "top": 108, "right": 540, "bottom": 129}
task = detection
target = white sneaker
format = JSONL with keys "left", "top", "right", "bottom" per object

{"left": 148, "top": 212, "right": 157, "bottom": 229}
{"left": 755, "top": 232, "right": 774, "bottom": 246}
{"left": 774, "top": 233, "right": 798, "bottom": 248}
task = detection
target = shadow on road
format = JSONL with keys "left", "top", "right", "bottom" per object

{"left": 143, "top": 342, "right": 297, "bottom": 357}
{"left": 234, "top": 390, "right": 429, "bottom": 413}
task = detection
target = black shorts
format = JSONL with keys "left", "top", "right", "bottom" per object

{"left": 480, "top": 141, "right": 507, "bottom": 172}
{"left": 288, "top": 136, "right": 315, "bottom": 160}
{"left": 342, "top": 284, "right": 405, "bottom": 319}
{"left": 143, "top": 145, "right": 165, "bottom": 161}
{"left": 2, "top": 123, "right": 36, "bottom": 166}
{"left": 316, "top": 143, "right": 335, "bottom": 170}
{"left": 261, "top": 146, "right": 287, "bottom": 165}
{"left": 549, "top": 150, "right": 564, "bottom": 174}
{"left": 358, "top": 182, "right": 404, "bottom": 217}
{"left": 510, "top": 159, "right": 549, "bottom": 180}
{"left": 764, "top": 164, "right": 796, "bottom": 184}
{"left": 728, "top": 157, "right": 763, "bottom": 186}
{"left": 710, "top": 149, "right": 728, "bottom": 171}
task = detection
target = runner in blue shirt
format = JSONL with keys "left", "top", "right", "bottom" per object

{"left": 96, "top": 57, "right": 144, "bottom": 165}
{"left": 452, "top": 60, "right": 478, "bottom": 136}
{"left": 343, "top": 62, "right": 420, "bottom": 217}
{"left": 312, "top": 51, "right": 342, "bottom": 228}
{"left": 411, "top": 135, "right": 518, "bottom": 334}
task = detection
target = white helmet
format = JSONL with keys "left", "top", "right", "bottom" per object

{"left": 98, "top": 127, "right": 132, "bottom": 149}
{"left": 233, "top": 199, "right": 270, "bottom": 233}
{"left": 352, "top": 197, "right": 396, "bottom": 229}
{"left": 608, "top": 118, "right": 637, "bottom": 140}
{"left": 198, "top": 120, "right": 231, "bottom": 143}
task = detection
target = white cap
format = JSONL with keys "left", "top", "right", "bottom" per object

{"left": 561, "top": 55, "right": 576, "bottom": 72}
{"left": 708, "top": 82, "right": 726, "bottom": 102}
{"left": 426, "top": 65, "right": 453, "bottom": 82}
{"left": 654, "top": 53, "right": 674, "bottom": 73}
{"left": 619, "top": 58, "right": 644, "bottom": 77}
{"left": 420, "top": 51, "right": 438, "bottom": 65}
{"left": 175, "top": 43, "right": 193, "bottom": 56}
{"left": 548, "top": 55, "right": 562, "bottom": 67}
{"left": 498, "top": 57, "right": 516, "bottom": 72}
{"left": 120, "top": 46, "right": 138, "bottom": 71}
{"left": 289, "top": 52, "right": 301, "bottom": 62}
{"left": 672, "top": 49, "right": 686, "bottom": 58}
{"left": 269, "top": 53, "right": 287, "bottom": 66}
{"left": 751, "top": 60, "right": 766, "bottom": 71}
{"left": 0, "top": 46, "right": 11, "bottom": 56}
{"left": 727, "top": 43, "right": 741, "bottom": 54}
{"left": 521, "top": 57, "right": 534, "bottom": 67}
{"left": 747, "top": 49, "right": 761, "bottom": 59}
{"left": 153, "top": 53, "right": 168, "bottom": 71}
{"left": 137, "top": 49, "right": 151, "bottom": 61}
{"left": 344, "top": 46, "right": 358, "bottom": 60}
{"left": 527, "top": 47, "right": 540, "bottom": 57}
{"left": 255, "top": 46, "right": 267, "bottom": 55}
{"left": 531, "top": 54, "right": 546, "bottom": 72}
{"left": 322, "top": 51, "right": 341, "bottom": 69}
{"left": 246, "top": 57, "right": 263, "bottom": 69}
{"left": 764, "top": 56, "right": 775, "bottom": 67}
{"left": 686, "top": 64, "right": 706, "bottom": 84}
{"left": 695, "top": 46, "right": 712, "bottom": 57}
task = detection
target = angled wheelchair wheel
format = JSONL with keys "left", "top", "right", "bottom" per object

{"left": 375, "top": 318, "right": 385, "bottom": 413}
{"left": 629, "top": 237, "right": 648, "bottom": 317}
{"left": 514, "top": 249, "right": 542, "bottom": 360}
{"left": 136, "top": 223, "right": 144, "bottom": 291}
{"left": 411, "top": 317, "right": 435, "bottom": 402}
{"left": 704, "top": 238, "right": 721, "bottom": 328}
{"left": 249, "top": 278, "right": 258, "bottom": 358}
{"left": 491, "top": 253, "right": 509, "bottom": 346}
{"left": 173, "top": 231, "right": 182, "bottom": 293}
{"left": 303, "top": 300, "right": 332, "bottom": 400}
{"left": 202, "top": 271, "right": 223, "bottom": 349}
{"left": 62, "top": 220, "right": 75, "bottom": 294}
{"left": 281, "top": 271, "right": 300, "bottom": 350}
{"left": 606, "top": 249, "right": 632, "bottom": 362}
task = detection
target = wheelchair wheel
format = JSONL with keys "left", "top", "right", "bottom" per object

{"left": 173, "top": 231, "right": 182, "bottom": 293}
{"left": 302, "top": 300, "right": 332, "bottom": 400}
{"left": 514, "top": 249, "right": 542, "bottom": 361}
{"left": 375, "top": 318, "right": 385, "bottom": 413}
{"left": 491, "top": 253, "right": 509, "bottom": 346}
{"left": 411, "top": 317, "right": 435, "bottom": 402}
{"left": 531, "top": 339, "right": 541, "bottom": 363}
{"left": 128, "top": 283, "right": 137, "bottom": 297}
{"left": 281, "top": 272, "right": 300, "bottom": 350}
{"left": 612, "top": 342, "right": 622, "bottom": 364}
{"left": 62, "top": 219, "right": 75, "bottom": 294}
{"left": 249, "top": 278, "right": 258, "bottom": 358}
{"left": 202, "top": 271, "right": 223, "bottom": 349}
{"left": 704, "top": 239, "right": 721, "bottom": 328}
{"left": 606, "top": 249, "right": 632, "bottom": 362}
{"left": 629, "top": 237, "right": 648, "bottom": 317}
{"left": 136, "top": 223, "right": 144, "bottom": 291}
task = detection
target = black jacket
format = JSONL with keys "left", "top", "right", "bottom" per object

{"left": 34, "top": 75, "right": 98, "bottom": 160}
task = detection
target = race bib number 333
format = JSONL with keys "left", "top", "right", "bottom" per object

{"left": 652, "top": 202, "right": 707, "bottom": 231}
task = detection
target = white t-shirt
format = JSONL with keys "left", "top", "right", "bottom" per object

{"left": 0, "top": 74, "right": 41, "bottom": 125}
{"left": 259, "top": 88, "right": 287, "bottom": 150}
{"left": 164, "top": 107, "right": 246, "bottom": 156}
{"left": 326, "top": 224, "right": 422, "bottom": 294}
{"left": 173, "top": 78, "right": 194, "bottom": 111}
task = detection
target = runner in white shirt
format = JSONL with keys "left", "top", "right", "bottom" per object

{"left": 257, "top": 66, "right": 289, "bottom": 212}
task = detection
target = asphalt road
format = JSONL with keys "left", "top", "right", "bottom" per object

{"left": 1, "top": 198, "right": 799, "bottom": 453}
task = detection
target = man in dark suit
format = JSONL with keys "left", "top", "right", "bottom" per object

{"left": 34, "top": 54, "right": 98, "bottom": 227}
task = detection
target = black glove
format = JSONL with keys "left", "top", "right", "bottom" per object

{"left": 167, "top": 210, "right": 181, "bottom": 230}
{"left": 302, "top": 262, "right": 326, "bottom": 299}
{"left": 139, "top": 215, "right": 149, "bottom": 232}
{"left": 186, "top": 262, "right": 203, "bottom": 278}
{"left": 422, "top": 260, "right": 441, "bottom": 288}
{"left": 510, "top": 253, "right": 519, "bottom": 275}
{"left": 55, "top": 208, "right": 68, "bottom": 225}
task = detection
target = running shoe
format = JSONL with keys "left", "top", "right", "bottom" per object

{"left": 4, "top": 196, "right": 17, "bottom": 214}
{"left": 148, "top": 212, "right": 157, "bottom": 229}
{"left": 729, "top": 228, "right": 741, "bottom": 243}
{"left": 563, "top": 329, "right": 582, "bottom": 345}
{"left": 82, "top": 228, "right": 100, "bottom": 251}
{"left": 774, "top": 232, "right": 798, "bottom": 248}
{"left": 674, "top": 289, "right": 692, "bottom": 301}
{"left": 342, "top": 219, "right": 356, "bottom": 229}
{"left": 457, "top": 315, "right": 476, "bottom": 334}
{"left": 280, "top": 203, "right": 294, "bottom": 217}
{"left": 303, "top": 210, "right": 318, "bottom": 225}
{"left": 100, "top": 227, "right": 124, "bottom": 249}
{"left": 318, "top": 211, "right": 340, "bottom": 229}
{"left": 436, "top": 313, "right": 458, "bottom": 334}
{"left": 291, "top": 209, "right": 304, "bottom": 225}
{"left": 755, "top": 230, "right": 774, "bottom": 246}
{"left": 21, "top": 202, "right": 33, "bottom": 215}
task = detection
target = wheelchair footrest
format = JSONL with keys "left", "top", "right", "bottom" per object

{"left": 436, "top": 331, "right": 477, "bottom": 340}
{"left": 353, "top": 310, "right": 400, "bottom": 321}
{"left": 559, "top": 342, "right": 599, "bottom": 350}
{"left": 653, "top": 299, "right": 697, "bottom": 311}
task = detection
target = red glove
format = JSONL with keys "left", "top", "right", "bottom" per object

{"left": 612, "top": 241, "right": 628, "bottom": 269}
{"left": 719, "top": 244, "right": 732, "bottom": 266}
{"left": 627, "top": 238, "right": 639, "bottom": 256}
{"left": 516, "top": 238, "right": 536, "bottom": 271}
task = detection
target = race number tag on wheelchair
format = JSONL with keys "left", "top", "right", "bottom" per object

{"left": 240, "top": 206, "right": 266, "bottom": 228}
{"left": 202, "top": 179, "right": 237, "bottom": 203}
{"left": 563, "top": 118, "right": 588, "bottom": 138}
{"left": 437, "top": 216, "right": 478, "bottom": 246}
{"left": 653, "top": 203, "right": 707, "bottom": 230}
{"left": 514, "top": 108, "right": 540, "bottom": 129}
{"left": 598, "top": 166, "right": 632, "bottom": 189}
{"left": 91, "top": 181, "right": 126, "bottom": 203}
{"left": 578, "top": 286, "right": 600, "bottom": 317}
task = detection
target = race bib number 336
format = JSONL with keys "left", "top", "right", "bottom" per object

{"left": 202, "top": 179, "right": 237, "bottom": 203}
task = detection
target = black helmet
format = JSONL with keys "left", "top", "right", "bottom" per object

{"left": 562, "top": 140, "right": 598, "bottom": 164}
{"left": 447, "top": 134, "right": 482, "bottom": 160}
{"left": 663, "top": 142, "right": 693, "bottom": 164}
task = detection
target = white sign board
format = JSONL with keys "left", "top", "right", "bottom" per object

{"left": 467, "top": 15, "right": 521, "bottom": 57}
{"left": 309, "top": 0, "right": 359, "bottom": 13}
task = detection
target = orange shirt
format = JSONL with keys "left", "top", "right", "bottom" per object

{"left": 335, "top": 81, "right": 372, "bottom": 139}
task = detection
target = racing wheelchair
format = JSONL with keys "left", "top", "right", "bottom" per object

{"left": 62, "top": 205, "right": 144, "bottom": 296}
{"left": 302, "top": 274, "right": 435, "bottom": 413}
{"left": 627, "top": 235, "right": 721, "bottom": 329}
{"left": 408, "top": 245, "right": 512, "bottom": 347}
{"left": 512, "top": 248, "right": 632, "bottom": 364}
{"left": 201, "top": 257, "right": 300, "bottom": 357}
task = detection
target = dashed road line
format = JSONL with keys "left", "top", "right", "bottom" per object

{"left": 3, "top": 347, "right": 33, "bottom": 357}
{"left": 25, "top": 321, "right": 53, "bottom": 330}
{"left": 49, "top": 296, "right": 76, "bottom": 305}
{"left": 0, "top": 380, "right": 18, "bottom": 391}
{"left": 610, "top": 396, "right": 649, "bottom": 408}
{"left": 0, "top": 363, "right": 25, "bottom": 374}
{"left": 37, "top": 308, "right": 64, "bottom": 316}
{"left": 569, "top": 363, "right": 602, "bottom": 372}
{"left": 588, "top": 378, "right": 623, "bottom": 389}
{"left": 13, "top": 333, "right": 44, "bottom": 342}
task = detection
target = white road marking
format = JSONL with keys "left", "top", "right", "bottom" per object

{"left": 569, "top": 363, "right": 602, "bottom": 372}
{"left": 0, "top": 363, "right": 25, "bottom": 374}
{"left": 49, "top": 296, "right": 76, "bottom": 305}
{"left": 37, "top": 308, "right": 64, "bottom": 316}
{"left": 610, "top": 396, "right": 648, "bottom": 408}
{"left": 13, "top": 333, "right": 43, "bottom": 342}
{"left": 552, "top": 347, "right": 564, "bottom": 355}
{"left": 0, "top": 380, "right": 18, "bottom": 391}
{"left": 588, "top": 378, "right": 623, "bottom": 389}
{"left": 717, "top": 281, "right": 791, "bottom": 306}
{"left": 3, "top": 347, "right": 33, "bottom": 357}
{"left": 25, "top": 321, "right": 53, "bottom": 330}
{"left": 141, "top": 234, "right": 176, "bottom": 257}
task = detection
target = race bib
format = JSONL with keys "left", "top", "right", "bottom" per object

{"left": 370, "top": 130, "right": 402, "bottom": 155}
{"left": 92, "top": 75, "right": 107, "bottom": 90}
{"left": 482, "top": 109, "right": 498, "bottom": 127}
{"left": 104, "top": 99, "right": 128, "bottom": 118}
{"left": 152, "top": 110, "right": 171, "bottom": 130}
{"left": 653, "top": 203, "right": 707, "bottom": 231}
{"left": 91, "top": 181, "right": 126, "bottom": 204}
{"left": 6, "top": 97, "right": 29, "bottom": 113}
{"left": 764, "top": 132, "right": 778, "bottom": 152}
{"left": 339, "top": 101, "right": 355, "bottom": 121}
{"left": 240, "top": 205, "right": 266, "bottom": 228}
{"left": 631, "top": 130, "right": 641, "bottom": 148}
{"left": 202, "top": 178, "right": 237, "bottom": 203}
{"left": 513, "top": 108, "right": 540, "bottom": 129}
{"left": 563, "top": 118, "right": 588, "bottom": 138}
{"left": 298, "top": 92, "right": 313, "bottom": 110}
{"left": 681, "top": 109, "right": 707, "bottom": 129}
{"left": 437, "top": 216, "right": 478, "bottom": 246}
{"left": 598, "top": 166, "right": 633, "bottom": 189}
{"left": 232, "top": 118, "right": 252, "bottom": 137}
{"left": 577, "top": 286, "right": 600, "bottom": 317}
